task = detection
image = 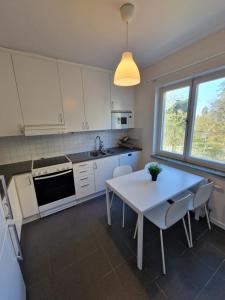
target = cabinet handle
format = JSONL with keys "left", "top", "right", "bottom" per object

{"left": 79, "top": 163, "right": 88, "bottom": 167}
{"left": 59, "top": 113, "right": 63, "bottom": 124}
{"left": 128, "top": 153, "right": 132, "bottom": 156}
{"left": 82, "top": 122, "right": 85, "bottom": 130}
{"left": 3, "top": 203, "right": 11, "bottom": 219}
{"left": 86, "top": 122, "right": 89, "bottom": 130}
{"left": 81, "top": 184, "right": 89, "bottom": 188}
{"left": 27, "top": 176, "right": 32, "bottom": 185}
{"left": 80, "top": 177, "right": 88, "bottom": 181}
{"left": 79, "top": 170, "right": 88, "bottom": 174}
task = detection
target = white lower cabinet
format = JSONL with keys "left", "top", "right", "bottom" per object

{"left": 93, "top": 156, "right": 119, "bottom": 193}
{"left": 7, "top": 178, "right": 23, "bottom": 239}
{"left": 73, "top": 161, "right": 95, "bottom": 199}
{"left": 119, "top": 151, "right": 141, "bottom": 171}
{"left": 14, "top": 173, "right": 39, "bottom": 219}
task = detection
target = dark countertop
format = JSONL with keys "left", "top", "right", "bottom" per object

{"left": 0, "top": 160, "right": 32, "bottom": 187}
{"left": 0, "top": 147, "right": 142, "bottom": 187}
{"left": 67, "top": 147, "right": 142, "bottom": 164}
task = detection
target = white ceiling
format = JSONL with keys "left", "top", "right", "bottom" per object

{"left": 1, "top": 0, "right": 225, "bottom": 70}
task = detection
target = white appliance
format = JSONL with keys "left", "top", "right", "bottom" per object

{"left": 0, "top": 176, "right": 26, "bottom": 300}
{"left": 111, "top": 111, "right": 134, "bottom": 129}
{"left": 32, "top": 156, "right": 76, "bottom": 217}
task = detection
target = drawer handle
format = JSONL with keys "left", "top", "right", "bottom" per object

{"left": 79, "top": 170, "right": 88, "bottom": 173}
{"left": 80, "top": 177, "right": 88, "bottom": 181}
{"left": 81, "top": 184, "right": 89, "bottom": 188}
{"left": 79, "top": 164, "right": 88, "bottom": 167}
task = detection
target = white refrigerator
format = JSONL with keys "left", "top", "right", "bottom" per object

{"left": 0, "top": 176, "right": 26, "bottom": 300}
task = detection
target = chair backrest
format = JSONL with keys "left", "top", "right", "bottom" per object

{"left": 165, "top": 193, "right": 192, "bottom": 228}
{"left": 193, "top": 181, "right": 214, "bottom": 209}
{"left": 113, "top": 165, "right": 133, "bottom": 178}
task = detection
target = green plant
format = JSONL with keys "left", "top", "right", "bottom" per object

{"left": 148, "top": 163, "right": 162, "bottom": 176}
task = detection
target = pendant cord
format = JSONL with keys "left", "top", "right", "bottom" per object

{"left": 126, "top": 21, "right": 128, "bottom": 50}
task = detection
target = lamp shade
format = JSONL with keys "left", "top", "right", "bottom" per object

{"left": 114, "top": 51, "right": 140, "bottom": 86}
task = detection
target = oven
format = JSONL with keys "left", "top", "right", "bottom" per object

{"left": 111, "top": 111, "right": 133, "bottom": 129}
{"left": 33, "top": 169, "right": 75, "bottom": 216}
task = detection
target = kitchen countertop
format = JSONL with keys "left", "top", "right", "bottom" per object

{"left": 0, "top": 147, "right": 141, "bottom": 187}
{"left": 67, "top": 147, "right": 141, "bottom": 164}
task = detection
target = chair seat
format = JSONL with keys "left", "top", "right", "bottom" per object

{"left": 171, "top": 190, "right": 194, "bottom": 210}
{"left": 144, "top": 202, "right": 171, "bottom": 230}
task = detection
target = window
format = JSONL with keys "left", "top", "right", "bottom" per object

{"left": 157, "top": 71, "right": 225, "bottom": 171}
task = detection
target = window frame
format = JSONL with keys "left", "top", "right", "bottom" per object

{"left": 156, "top": 70, "right": 225, "bottom": 172}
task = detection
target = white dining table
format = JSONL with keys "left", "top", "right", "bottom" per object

{"left": 105, "top": 164, "right": 204, "bottom": 270}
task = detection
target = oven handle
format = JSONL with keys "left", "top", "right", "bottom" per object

{"left": 34, "top": 170, "right": 73, "bottom": 180}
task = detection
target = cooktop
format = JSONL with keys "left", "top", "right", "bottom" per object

{"left": 33, "top": 156, "right": 70, "bottom": 169}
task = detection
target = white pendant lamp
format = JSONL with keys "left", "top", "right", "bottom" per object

{"left": 114, "top": 3, "right": 140, "bottom": 87}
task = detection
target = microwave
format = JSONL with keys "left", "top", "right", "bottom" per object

{"left": 111, "top": 112, "right": 134, "bottom": 129}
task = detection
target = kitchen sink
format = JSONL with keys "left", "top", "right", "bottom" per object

{"left": 89, "top": 149, "right": 115, "bottom": 157}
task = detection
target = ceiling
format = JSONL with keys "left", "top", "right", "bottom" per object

{"left": 1, "top": 0, "right": 225, "bottom": 70}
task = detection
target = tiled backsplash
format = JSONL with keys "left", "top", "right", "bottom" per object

{"left": 0, "top": 130, "right": 129, "bottom": 165}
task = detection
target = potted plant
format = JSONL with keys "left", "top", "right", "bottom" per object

{"left": 147, "top": 162, "right": 162, "bottom": 181}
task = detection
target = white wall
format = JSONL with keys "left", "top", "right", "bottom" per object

{"left": 135, "top": 27, "right": 225, "bottom": 229}
{"left": 0, "top": 130, "right": 128, "bottom": 165}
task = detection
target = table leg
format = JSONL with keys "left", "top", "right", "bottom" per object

{"left": 106, "top": 185, "right": 111, "bottom": 226}
{"left": 137, "top": 212, "right": 143, "bottom": 270}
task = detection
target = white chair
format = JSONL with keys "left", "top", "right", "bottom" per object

{"left": 134, "top": 193, "right": 192, "bottom": 275}
{"left": 172, "top": 180, "right": 214, "bottom": 247}
{"left": 110, "top": 165, "right": 133, "bottom": 228}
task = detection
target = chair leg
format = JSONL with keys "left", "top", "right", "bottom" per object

{"left": 160, "top": 229, "right": 166, "bottom": 275}
{"left": 187, "top": 212, "right": 193, "bottom": 248}
{"left": 133, "top": 220, "right": 138, "bottom": 239}
{"left": 110, "top": 192, "right": 114, "bottom": 209}
{"left": 182, "top": 217, "right": 191, "bottom": 248}
{"left": 205, "top": 204, "right": 211, "bottom": 230}
{"left": 122, "top": 202, "right": 125, "bottom": 228}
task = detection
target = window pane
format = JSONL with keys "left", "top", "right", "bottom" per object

{"left": 191, "top": 77, "right": 225, "bottom": 164}
{"left": 161, "top": 86, "right": 190, "bottom": 155}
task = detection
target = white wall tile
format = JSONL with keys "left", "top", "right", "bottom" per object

{"left": 0, "top": 130, "right": 128, "bottom": 165}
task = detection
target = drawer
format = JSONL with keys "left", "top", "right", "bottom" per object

{"left": 73, "top": 161, "right": 93, "bottom": 176}
{"left": 75, "top": 174, "right": 95, "bottom": 199}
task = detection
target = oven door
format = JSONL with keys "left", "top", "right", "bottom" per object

{"left": 33, "top": 169, "right": 75, "bottom": 208}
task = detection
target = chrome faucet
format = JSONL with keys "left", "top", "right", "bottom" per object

{"left": 95, "top": 136, "right": 104, "bottom": 152}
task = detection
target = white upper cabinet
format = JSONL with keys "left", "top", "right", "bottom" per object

{"left": 0, "top": 51, "right": 23, "bottom": 136}
{"left": 58, "top": 62, "right": 86, "bottom": 132}
{"left": 12, "top": 54, "right": 64, "bottom": 126}
{"left": 111, "top": 80, "right": 135, "bottom": 112}
{"left": 82, "top": 68, "right": 111, "bottom": 130}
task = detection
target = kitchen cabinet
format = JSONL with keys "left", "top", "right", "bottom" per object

{"left": 58, "top": 62, "right": 86, "bottom": 132}
{"left": 119, "top": 151, "right": 141, "bottom": 171}
{"left": 82, "top": 68, "right": 111, "bottom": 130}
{"left": 111, "top": 80, "right": 135, "bottom": 112}
{"left": 12, "top": 53, "right": 64, "bottom": 127}
{"left": 7, "top": 178, "right": 23, "bottom": 239}
{"left": 73, "top": 161, "right": 95, "bottom": 199}
{"left": 14, "top": 173, "right": 39, "bottom": 219}
{"left": 0, "top": 51, "right": 23, "bottom": 136}
{"left": 93, "top": 156, "right": 119, "bottom": 193}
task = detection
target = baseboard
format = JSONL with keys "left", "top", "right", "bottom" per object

{"left": 210, "top": 217, "right": 225, "bottom": 230}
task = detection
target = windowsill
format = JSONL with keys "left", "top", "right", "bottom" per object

{"left": 151, "top": 154, "right": 225, "bottom": 178}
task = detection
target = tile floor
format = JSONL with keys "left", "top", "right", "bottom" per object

{"left": 21, "top": 195, "right": 225, "bottom": 300}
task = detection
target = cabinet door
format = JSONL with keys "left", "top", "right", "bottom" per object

{"left": 111, "top": 81, "right": 135, "bottom": 112}
{"left": 82, "top": 68, "right": 111, "bottom": 130}
{"left": 7, "top": 178, "right": 23, "bottom": 239}
{"left": 58, "top": 62, "right": 86, "bottom": 132}
{"left": 93, "top": 156, "right": 119, "bottom": 192}
{"left": 119, "top": 151, "right": 141, "bottom": 171}
{"left": 0, "top": 51, "right": 23, "bottom": 136}
{"left": 12, "top": 54, "right": 63, "bottom": 126}
{"left": 14, "top": 174, "right": 39, "bottom": 218}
